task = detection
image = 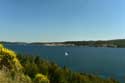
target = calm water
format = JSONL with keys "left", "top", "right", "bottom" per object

{"left": 4, "top": 44, "right": 125, "bottom": 83}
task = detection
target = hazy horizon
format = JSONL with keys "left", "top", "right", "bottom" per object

{"left": 1, "top": 0, "right": 125, "bottom": 42}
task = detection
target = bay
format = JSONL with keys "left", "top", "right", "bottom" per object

{"left": 4, "top": 44, "right": 125, "bottom": 83}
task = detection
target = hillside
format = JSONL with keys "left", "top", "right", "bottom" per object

{"left": 64, "top": 39, "right": 125, "bottom": 47}
{"left": 0, "top": 44, "right": 49, "bottom": 83}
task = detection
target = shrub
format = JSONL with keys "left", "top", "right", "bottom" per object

{"left": 34, "top": 73, "right": 49, "bottom": 83}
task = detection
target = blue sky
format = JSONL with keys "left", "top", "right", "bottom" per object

{"left": 0, "top": 0, "right": 125, "bottom": 42}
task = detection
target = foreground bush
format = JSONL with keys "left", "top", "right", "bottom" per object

{"left": 0, "top": 44, "right": 48, "bottom": 83}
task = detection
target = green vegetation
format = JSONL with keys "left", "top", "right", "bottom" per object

{"left": 0, "top": 44, "right": 49, "bottom": 83}
{"left": 34, "top": 73, "right": 50, "bottom": 83}
{"left": 17, "top": 54, "right": 119, "bottom": 83}
{"left": 0, "top": 44, "right": 119, "bottom": 83}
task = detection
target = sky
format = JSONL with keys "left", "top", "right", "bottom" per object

{"left": 0, "top": 0, "right": 125, "bottom": 42}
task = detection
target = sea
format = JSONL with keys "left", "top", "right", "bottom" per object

{"left": 4, "top": 44, "right": 125, "bottom": 83}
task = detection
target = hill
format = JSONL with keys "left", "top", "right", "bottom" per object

{"left": 2, "top": 39, "right": 125, "bottom": 47}
{"left": 64, "top": 39, "right": 125, "bottom": 47}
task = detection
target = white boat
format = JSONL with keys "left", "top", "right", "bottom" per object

{"left": 65, "top": 52, "right": 69, "bottom": 56}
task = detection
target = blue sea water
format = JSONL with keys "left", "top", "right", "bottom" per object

{"left": 4, "top": 44, "right": 125, "bottom": 83}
